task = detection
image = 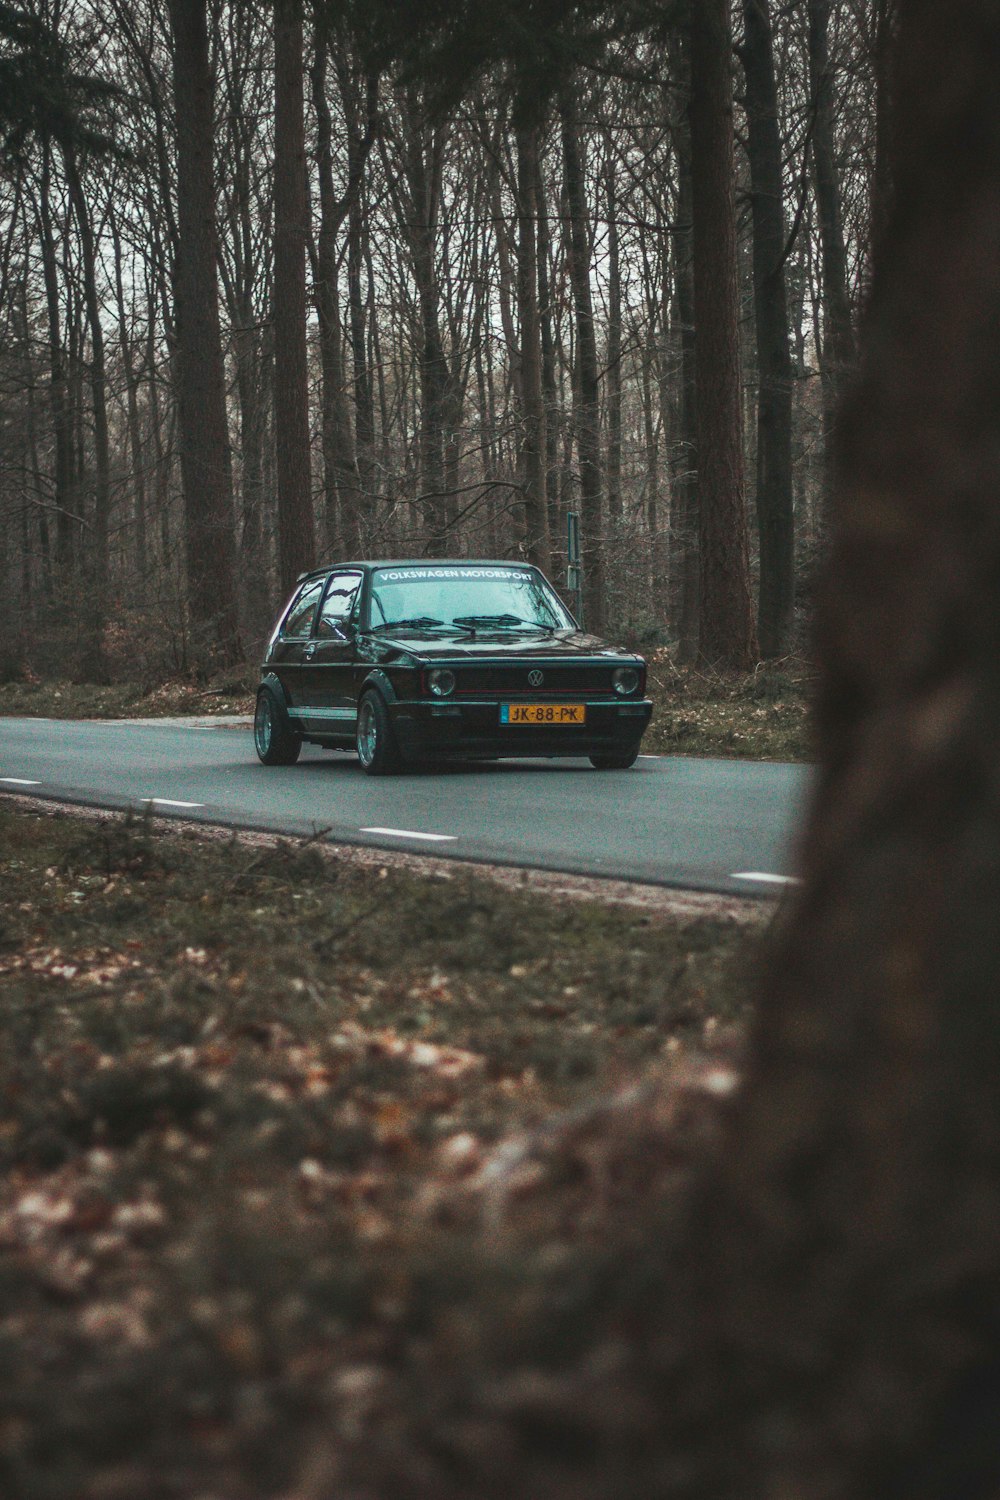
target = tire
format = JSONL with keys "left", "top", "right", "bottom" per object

{"left": 589, "top": 747, "right": 639, "bottom": 770}
{"left": 356, "top": 690, "right": 403, "bottom": 776}
{"left": 254, "top": 687, "right": 302, "bottom": 766}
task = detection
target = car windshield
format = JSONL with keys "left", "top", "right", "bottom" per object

{"left": 367, "top": 567, "right": 575, "bottom": 632}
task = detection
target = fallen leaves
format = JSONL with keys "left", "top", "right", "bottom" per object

{"left": 0, "top": 800, "right": 762, "bottom": 1499}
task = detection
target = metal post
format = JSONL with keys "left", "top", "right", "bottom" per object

{"left": 566, "top": 510, "right": 584, "bottom": 627}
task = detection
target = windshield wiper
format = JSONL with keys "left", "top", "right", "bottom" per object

{"left": 368, "top": 616, "right": 445, "bottom": 633}
{"left": 451, "top": 614, "right": 554, "bottom": 633}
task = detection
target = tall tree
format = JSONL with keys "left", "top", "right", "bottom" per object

{"left": 740, "top": 0, "right": 795, "bottom": 657}
{"left": 167, "top": 0, "right": 241, "bottom": 670}
{"left": 689, "top": 0, "right": 757, "bottom": 667}
{"left": 808, "top": 0, "right": 857, "bottom": 454}
{"left": 514, "top": 118, "right": 551, "bottom": 573}
{"left": 560, "top": 81, "right": 605, "bottom": 633}
{"left": 273, "top": 0, "right": 315, "bottom": 590}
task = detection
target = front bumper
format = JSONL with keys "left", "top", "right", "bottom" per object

{"left": 388, "top": 697, "right": 653, "bottom": 760}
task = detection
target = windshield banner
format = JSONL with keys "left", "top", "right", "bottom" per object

{"left": 375, "top": 568, "right": 533, "bottom": 583}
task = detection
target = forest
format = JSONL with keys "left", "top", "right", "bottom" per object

{"left": 3, "top": 3, "right": 1000, "bottom": 1497}
{"left": 0, "top": 0, "right": 892, "bottom": 683}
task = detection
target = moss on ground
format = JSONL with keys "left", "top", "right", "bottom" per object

{"left": 0, "top": 803, "right": 769, "bottom": 1499}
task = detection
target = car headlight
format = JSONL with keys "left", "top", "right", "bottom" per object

{"left": 427, "top": 668, "right": 456, "bottom": 697}
{"left": 612, "top": 666, "right": 640, "bottom": 696}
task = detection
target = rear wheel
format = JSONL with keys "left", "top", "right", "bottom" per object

{"left": 254, "top": 688, "right": 301, "bottom": 766}
{"left": 356, "top": 690, "right": 403, "bottom": 776}
{"left": 589, "top": 747, "right": 639, "bottom": 770}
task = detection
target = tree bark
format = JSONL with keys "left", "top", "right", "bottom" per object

{"left": 310, "top": 21, "right": 358, "bottom": 558}
{"left": 603, "top": 152, "right": 623, "bottom": 526}
{"left": 741, "top": 0, "right": 795, "bottom": 658}
{"left": 514, "top": 121, "right": 551, "bottom": 574}
{"left": 167, "top": 0, "right": 241, "bottom": 670}
{"left": 560, "top": 83, "right": 605, "bottom": 634}
{"left": 35, "top": 144, "right": 75, "bottom": 590}
{"left": 689, "top": 0, "right": 757, "bottom": 668}
{"left": 273, "top": 0, "right": 316, "bottom": 591}
{"left": 808, "top": 0, "right": 857, "bottom": 465}
{"left": 671, "top": 99, "right": 701, "bottom": 663}
{"left": 698, "top": 4, "right": 1000, "bottom": 1491}
{"left": 62, "top": 148, "right": 111, "bottom": 681}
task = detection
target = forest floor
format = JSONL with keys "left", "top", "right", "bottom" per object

{"left": 0, "top": 653, "right": 814, "bottom": 761}
{"left": 0, "top": 798, "right": 775, "bottom": 1499}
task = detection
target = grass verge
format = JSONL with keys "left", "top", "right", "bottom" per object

{"left": 0, "top": 656, "right": 814, "bottom": 761}
{"left": 0, "top": 802, "right": 770, "bottom": 1499}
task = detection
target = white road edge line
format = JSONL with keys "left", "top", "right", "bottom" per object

{"left": 0, "top": 777, "right": 41, "bottom": 785}
{"left": 360, "top": 826, "right": 457, "bottom": 843}
{"left": 731, "top": 871, "right": 801, "bottom": 886}
{"left": 145, "top": 798, "right": 205, "bottom": 809}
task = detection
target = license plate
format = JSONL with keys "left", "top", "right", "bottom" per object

{"left": 500, "top": 703, "right": 586, "bottom": 726}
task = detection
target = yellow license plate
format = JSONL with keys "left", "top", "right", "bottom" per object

{"left": 500, "top": 703, "right": 586, "bottom": 726}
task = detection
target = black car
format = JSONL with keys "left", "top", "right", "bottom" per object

{"left": 254, "top": 560, "right": 652, "bottom": 775}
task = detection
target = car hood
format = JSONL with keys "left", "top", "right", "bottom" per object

{"left": 360, "top": 628, "right": 641, "bottom": 663}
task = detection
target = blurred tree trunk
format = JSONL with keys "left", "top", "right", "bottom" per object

{"left": 741, "top": 0, "right": 794, "bottom": 658}
{"left": 691, "top": 2, "right": 1000, "bottom": 1491}
{"left": 167, "top": 0, "right": 241, "bottom": 671}
{"left": 689, "top": 0, "right": 757, "bottom": 668}
{"left": 273, "top": 0, "right": 315, "bottom": 591}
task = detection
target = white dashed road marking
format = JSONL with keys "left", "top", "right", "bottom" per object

{"left": 360, "top": 826, "right": 457, "bottom": 843}
{"left": 731, "top": 871, "right": 800, "bottom": 886}
{"left": 0, "top": 778, "right": 40, "bottom": 785}
{"left": 145, "top": 798, "right": 205, "bottom": 809}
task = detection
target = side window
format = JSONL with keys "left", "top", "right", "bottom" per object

{"left": 316, "top": 572, "right": 362, "bottom": 636}
{"left": 281, "top": 578, "right": 325, "bottom": 639}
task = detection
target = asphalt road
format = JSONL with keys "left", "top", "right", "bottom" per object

{"left": 0, "top": 717, "right": 811, "bottom": 896}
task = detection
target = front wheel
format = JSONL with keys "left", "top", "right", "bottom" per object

{"left": 254, "top": 688, "right": 301, "bottom": 766}
{"left": 356, "top": 691, "right": 403, "bottom": 776}
{"left": 589, "top": 747, "right": 639, "bottom": 770}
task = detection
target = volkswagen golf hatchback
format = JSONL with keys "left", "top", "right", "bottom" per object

{"left": 254, "top": 561, "right": 652, "bottom": 775}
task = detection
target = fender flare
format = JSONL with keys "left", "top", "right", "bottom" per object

{"left": 359, "top": 669, "right": 398, "bottom": 704}
{"left": 258, "top": 672, "right": 294, "bottom": 716}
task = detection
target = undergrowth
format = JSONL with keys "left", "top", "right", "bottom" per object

{"left": 0, "top": 804, "right": 768, "bottom": 1499}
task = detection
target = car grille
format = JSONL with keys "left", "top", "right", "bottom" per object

{"left": 454, "top": 665, "right": 616, "bottom": 696}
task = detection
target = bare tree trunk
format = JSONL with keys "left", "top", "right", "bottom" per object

{"left": 167, "top": 0, "right": 241, "bottom": 670}
{"left": 534, "top": 145, "right": 561, "bottom": 559}
{"left": 273, "top": 0, "right": 315, "bottom": 590}
{"left": 62, "top": 150, "right": 111, "bottom": 681}
{"left": 671, "top": 106, "right": 700, "bottom": 662}
{"left": 515, "top": 121, "right": 551, "bottom": 573}
{"left": 808, "top": 0, "right": 857, "bottom": 467}
{"left": 871, "top": 0, "right": 899, "bottom": 257}
{"left": 741, "top": 0, "right": 795, "bottom": 658}
{"left": 559, "top": 83, "right": 605, "bottom": 634}
{"left": 310, "top": 21, "right": 358, "bottom": 557}
{"left": 110, "top": 204, "right": 148, "bottom": 586}
{"left": 689, "top": 0, "right": 757, "bottom": 668}
{"left": 35, "top": 146, "right": 75, "bottom": 594}
{"left": 603, "top": 152, "right": 623, "bottom": 526}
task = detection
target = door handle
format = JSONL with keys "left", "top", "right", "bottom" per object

{"left": 303, "top": 642, "right": 317, "bottom": 659}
